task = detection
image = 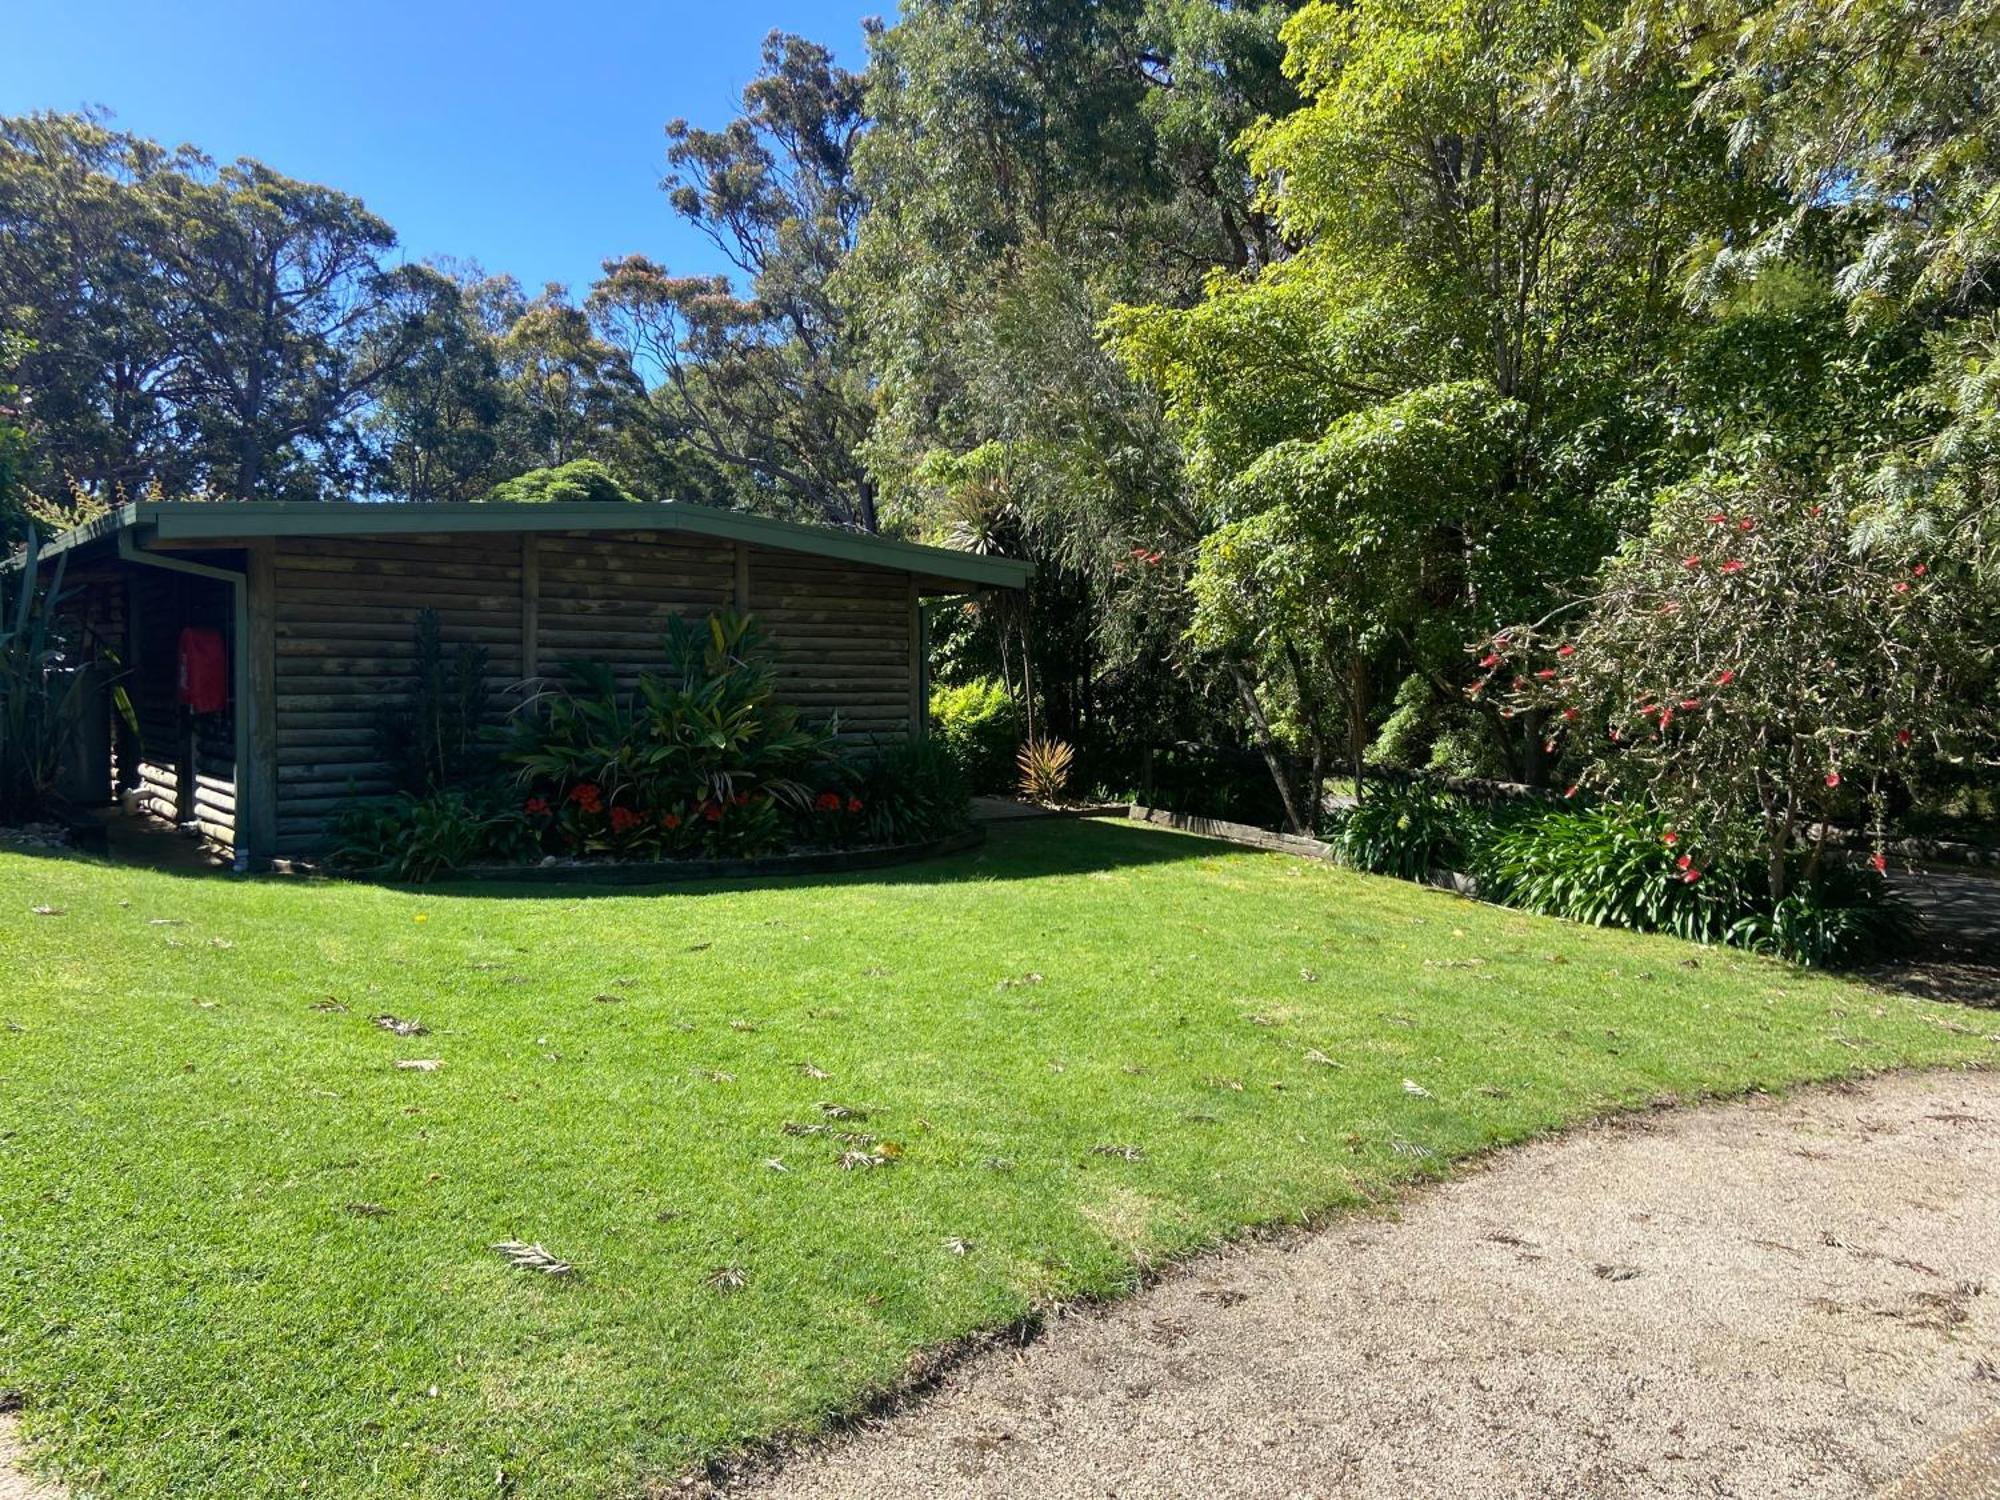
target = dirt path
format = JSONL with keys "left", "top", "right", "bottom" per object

{"left": 740, "top": 1070, "right": 2000, "bottom": 1500}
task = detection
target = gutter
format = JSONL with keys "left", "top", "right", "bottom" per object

{"left": 116, "top": 531, "right": 253, "bottom": 872}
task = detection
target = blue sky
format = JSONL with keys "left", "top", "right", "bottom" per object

{"left": 2, "top": 1, "right": 877, "bottom": 294}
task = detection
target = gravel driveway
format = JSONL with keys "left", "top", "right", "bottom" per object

{"left": 737, "top": 1069, "right": 2000, "bottom": 1500}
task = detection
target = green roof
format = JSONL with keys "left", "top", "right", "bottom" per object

{"left": 23, "top": 501, "right": 1032, "bottom": 590}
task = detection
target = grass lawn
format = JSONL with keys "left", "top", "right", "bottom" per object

{"left": 1, "top": 817, "right": 1992, "bottom": 1498}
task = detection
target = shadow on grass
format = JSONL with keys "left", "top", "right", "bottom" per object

{"left": 4, "top": 816, "right": 1245, "bottom": 897}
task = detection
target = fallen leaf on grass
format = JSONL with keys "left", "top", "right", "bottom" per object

{"left": 817, "top": 1101, "right": 864, "bottom": 1120}
{"left": 310, "top": 998, "right": 349, "bottom": 1013}
{"left": 1402, "top": 1078, "right": 1432, "bottom": 1098}
{"left": 685, "top": 941, "right": 713, "bottom": 953}
{"left": 146, "top": 917, "right": 188, "bottom": 926}
{"left": 1090, "top": 1143, "right": 1145, "bottom": 1162}
{"left": 395, "top": 1059, "right": 444, "bottom": 1073}
{"left": 838, "top": 1149, "right": 889, "bottom": 1170}
{"left": 344, "top": 1202, "right": 390, "bottom": 1218}
{"left": 1593, "top": 1263, "right": 1642, "bottom": 1282}
{"left": 729, "top": 1019, "right": 759, "bottom": 1033}
{"left": 797, "top": 1061, "right": 830, "bottom": 1080}
{"left": 373, "top": 1015, "right": 429, "bottom": 1037}
{"left": 591, "top": 993, "right": 623, "bottom": 1005}
{"left": 1391, "top": 1137, "right": 1436, "bottom": 1160}
{"left": 706, "top": 1265, "right": 746, "bottom": 1293}
{"left": 1303, "top": 1049, "right": 1340, "bottom": 1068}
{"left": 491, "top": 1241, "right": 574, "bottom": 1277}
{"left": 944, "top": 1237, "right": 973, "bottom": 1256}
{"left": 698, "top": 1068, "right": 736, "bottom": 1084}
{"left": 29, "top": 906, "right": 63, "bottom": 917}
{"left": 763, "top": 1157, "right": 790, "bottom": 1172}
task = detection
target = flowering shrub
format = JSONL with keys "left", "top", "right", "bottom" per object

{"left": 507, "top": 612, "right": 834, "bottom": 858}
{"left": 1488, "top": 470, "right": 1990, "bottom": 899}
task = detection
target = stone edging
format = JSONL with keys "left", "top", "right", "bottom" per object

{"left": 451, "top": 826, "right": 986, "bottom": 885}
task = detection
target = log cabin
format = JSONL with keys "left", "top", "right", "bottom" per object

{"left": 20, "top": 501, "right": 1030, "bottom": 868}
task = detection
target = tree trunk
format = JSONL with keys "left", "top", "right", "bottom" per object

{"left": 1225, "top": 661, "right": 1307, "bottom": 834}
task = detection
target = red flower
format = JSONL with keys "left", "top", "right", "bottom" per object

{"left": 1719, "top": 559, "right": 1745, "bottom": 574}
{"left": 1707, "top": 511, "right": 1728, "bottom": 525}
{"left": 702, "top": 801, "right": 724, "bottom": 823}
{"left": 1871, "top": 851, "right": 1888, "bottom": 874}
{"left": 1535, "top": 669, "right": 1556, "bottom": 680}
{"left": 1676, "top": 853, "right": 1692, "bottom": 870}
{"left": 1562, "top": 706, "right": 1578, "bottom": 721}
{"left": 1557, "top": 644, "right": 1576, "bottom": 658}
{"left": 1659, "top": 708, "right": 1676, "bottom": 729}
{"left": 814, "top": 791, "right": 842, "bottom": 813}
{"left": 1738, "top": 517, "right": 1756, "bottom": 532}
{"left": 1896, "top": 729, "right": 1913, "bottom": 747}
{"left": 1716, "top": 668, "right": 1735, "bottom": 685}
{"left": 1681, "top": 554, "right": 1701, "bottom": 569}
{"left": 610, "top": 806, "right": 642, "bottom": 834}
{"left": 1564, "top": 785, "right": 1579, "bottom": 798}
{"left": 524, "top": 797, "right": 551, "bottom": 817}
{"left": 1682, "top": 867, "right": 1701, "bottom": 884}
{"left": 1893, "top": 581, "right": 1909, "bottom": 595}
{"left": 847, "top": 796, "right": 863, "bottom": 814}
{"left": 1825, "top": 770, "right": 1841, "bottom": 788}
{"left": 661, "top": 812, "right": 682, "bottom": 830}
{"left": 1913, "top": 563, "right": 1928, "bottom": 577}
{"left": 1479, "top": 652, "right": 1501, "bottom": 668}
{"left": 731, "top": 791, "right": 750, "bottom": 807}
{"left": 568, "top": 782, "right": 603, "bottom": 814}
{"left": 1663, "top": 830, "right": 1679, "bottom": 846}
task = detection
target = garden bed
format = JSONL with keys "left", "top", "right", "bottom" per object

{"left": 450, "top": 826, "right": 985, "bottom": 884}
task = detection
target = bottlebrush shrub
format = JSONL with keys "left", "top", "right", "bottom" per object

{"left": 507, "top": 611, "right": 835, "bottom": 858}
{"left": 1485, "top": 469, "right": 1990, "bottom": 900}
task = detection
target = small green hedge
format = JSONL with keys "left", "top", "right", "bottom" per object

{"left": 928, "top": 677, "right": 1021, "bottom": 793}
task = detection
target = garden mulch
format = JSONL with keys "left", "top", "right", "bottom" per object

{"left": 730, "top": 1068, "right": 2000, "bottom": 1500}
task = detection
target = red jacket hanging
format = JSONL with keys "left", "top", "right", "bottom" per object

{"left": 177, "top": 626, "right": 228, "bottom": 714}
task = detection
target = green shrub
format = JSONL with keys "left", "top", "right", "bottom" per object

{"left": 328, "top": 786, "right": 535, "bottom": 882}
{"left": 1325, "top": 780, "right": 1485, "bottom": 881}
{"left": 1474, "top": 802, "right": 1917, "bottom": 966}
{"left": 788, "top": 739, "right": 971, "bottom": 849}
{"left": 1474, "top": 802, "right": 1742, "bottom": 943}
{"left": 928, "top": 677, "right": 1020, "bottom": 792}
{"left": 507, "top": 611, "right": 833, "bottom": 859}
{"left": 373, "top": 608, "right": 492, "bottom": 796}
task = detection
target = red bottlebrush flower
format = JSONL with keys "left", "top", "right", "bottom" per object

{"left": 1681, "top": 554, "right": 1700, "bottom": 569}
{"left": 1896, "top": 728, "right": 1913, "bottom": 747}
{"left": 1479, "top": 652, "right": 1501, "bottom": 668}
{"left": 1811, "top": 504, "right": 1825, "bottom": 516}
{"left": 732, "top": 791, "right": 750, "bottom": 807}
{"left": 1871, "top": 851, "right": 1888, "bottom": 874}
{"left": 1913, "top": 563, "right": 1928, "bottom": 577}
{"left": 1557, "top": 643, "right": 1576, "bottom": 658}
{"left": 1679, "top": 697, "right": 1701, "bottom": 711}
{"left": 1676, "top": 853, "right": 1692, "bottom": 870}
{"left": 1610, "top": 729, "right": 1623, "bottom": 743}
{"left": 1512, "top": 676, "right": 1527, "bottom": 690}
{"left": 1716, "top": 668, "right": 1735, "bottom": 686}
{"left": 1737, "top": 517, "right": 1756, "bottom": 532}
{"left": 1562, "top": 706, "right": 1578, "bottom": 721}
{"left": 610, "top": 806, "right": 642, "bottom": 834}
{"left": 1535, "top": 668, "right": 1557, "bottom": 680}
{"left": 1825, "top": 770, "right": 1841, "bottom": 788}
{"left": 1659, "top": 709, "right": 1676, "bottom": 729}
{"left": 814, "top": 791, "right": 841, "bottom": 813}
{"left": 846, "top": 796, "right": 863, "bottom": 814}
{"left": 1146, "top": 550, "right": 1164, "bottom": 565}
{"left": 1564, "top": 784, "right": 1579, "bottom": 798}
{"left": 661, "top": 812, "right": 682, "bottom": 830}
{"left": 1663, "top": 830, "right": 1679, "bottom": 846}
{"left": 1467, "top": 680, "right": 1484, "bottom": 697}
{"left": 1682, "top": 867, "right": 1701, "bottom": 884}
{"left": 1893, "top": 581, "right": 1909, "bottom": 595}
{"left": 1658, "top": 602, "right": 1681, "bottom": 615}
{"left": 702, "top": 801, "right": 724, "bottom": 823}
{"left": 525, "top": 797, "right": 550, "bottom": 817}
{"left": 1707, "top": 511, "right": 1727, "bottom": 525}
{"left": 1719, "top": 559, "right": 1745, "bottom": 574}
{"left": 1500, "top": 707, "right": 1517, "bottom": 719}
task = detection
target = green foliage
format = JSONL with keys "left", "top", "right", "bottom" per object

{"left": 928, "top": 676, "right": 1021, "bottom": 792}
{"left": 1474, "top": 802, "right": 1917, "bottom": 966}
{"left": 1016, "top": 736, "right": 1076, "bottom": 802}
{"left": 0, "top": 528, "right": 84, "bottom": 821}
{"left": 507, "top": 611, "right": 834, "bottom": 859}
{"left": 481, "top": 459, "right": 638, "bottom": 506}
{"left": 1325, "top": 780, "right": 1485, "bottom": 881}
{"left": 849, "top": 737, "right": 971, "bottom": 845}
{"left": 372, "top": 609, "right": 492, "bottom": 797}
{"left": 327, "top": 786, "right": 535, "bottom": 882}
